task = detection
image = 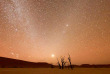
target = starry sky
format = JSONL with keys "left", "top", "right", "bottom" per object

{"left": 0, "top": 0, "right": 110, "bottom": 65}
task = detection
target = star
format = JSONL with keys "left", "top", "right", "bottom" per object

{"left": 15, "top": 28, "right": 18, "bottom": 31}
{"left": 66, "top": 24, "right": 69, "bottom": 27}
{"left": 11, "top": 52, "right": 14, "bottom": 55}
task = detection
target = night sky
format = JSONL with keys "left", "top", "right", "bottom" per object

{"left": 0, "top": 0, "right": 110, "bottom": 65}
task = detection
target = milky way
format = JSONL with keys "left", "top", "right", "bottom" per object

{"left": 0, "top": 0, "right": 110, "bottom": 64}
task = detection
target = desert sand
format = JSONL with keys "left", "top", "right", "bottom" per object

{"left": 0, "top": 68, "right": 110, "bottom": 74}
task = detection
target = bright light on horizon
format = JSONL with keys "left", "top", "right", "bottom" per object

{"left": 51, "top": 54, "right": 55, "bottom": 58}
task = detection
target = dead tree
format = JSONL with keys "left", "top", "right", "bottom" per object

{"left": 60, "top": 56, "right": 66, "bottom": 69}
{"left": 68, "top": 54, "right": 73, "bottom": 69}
{"left": 57, "top": 58, "right": 61, "bottom": 69}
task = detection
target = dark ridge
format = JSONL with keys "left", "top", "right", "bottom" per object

{"left": 0, "top": 57, "right": 110, "bottom": 68}
{"left": 0, "top": 57, "right": 54, "bottom": 68}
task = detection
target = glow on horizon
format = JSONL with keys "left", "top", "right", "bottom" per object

{"left": 0, "top": 0, "right": 110, "bottom": 65}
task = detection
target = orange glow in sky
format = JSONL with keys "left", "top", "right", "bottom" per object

{"left": 0, "top": 0, "right": 110, "bottom": 65}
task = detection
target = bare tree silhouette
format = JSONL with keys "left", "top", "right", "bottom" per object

{"left": 60, "top": 56, "right": 66, "bottom": 69}
{"left": 57, "top": 58, "right": 61, "bottom": 69}
{"left": 68, "top": 54, "right": 73, "bottom": 69}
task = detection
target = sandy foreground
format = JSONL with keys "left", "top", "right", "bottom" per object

{"left": 0, "top": 68, "right": 110, "bottom": 74}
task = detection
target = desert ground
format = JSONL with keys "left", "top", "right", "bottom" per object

{"left": 0, "top": 68, "right": 110, "bottom": 74}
